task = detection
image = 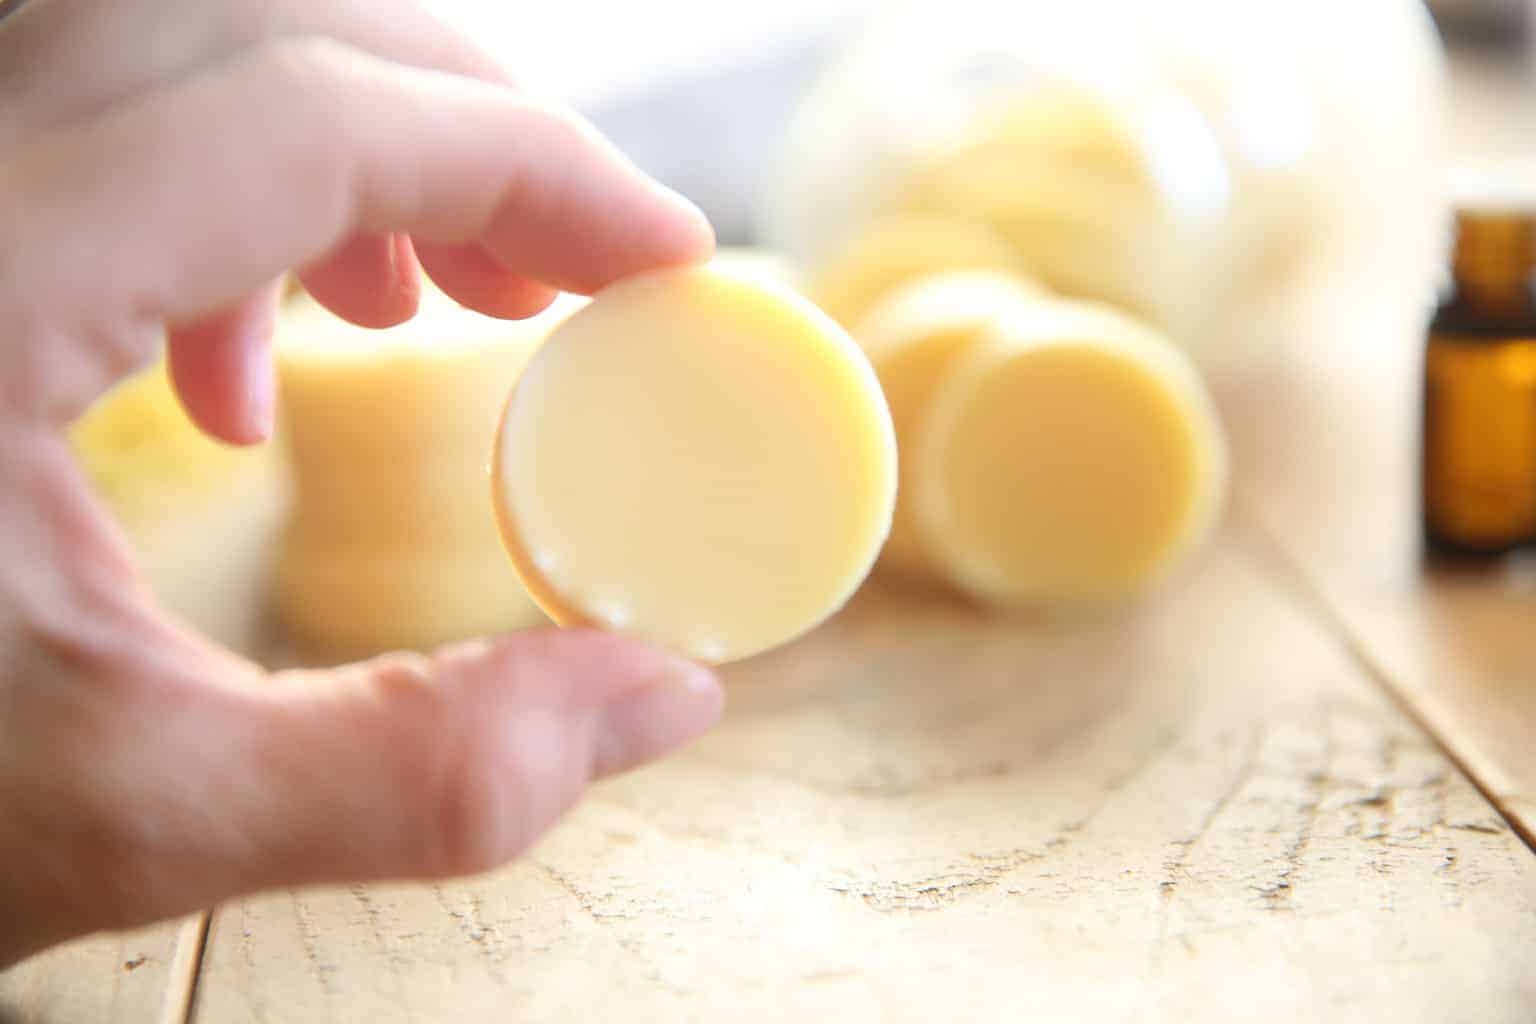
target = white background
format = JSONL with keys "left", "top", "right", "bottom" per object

{"left": 427, "top": 0, "right": 884, "bottom": 107}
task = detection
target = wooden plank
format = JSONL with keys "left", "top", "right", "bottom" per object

{"left": 1223, "top": 50, "right": 1536, "bottom": 846}
{"left": 0, "top": 916, "right": 204, "bottom": 1024}
{"left": 190, "top": 522, "right": 1536, "bottom": 1022}
{"left": 1225, "top": 301, "right": 1536, "bottom": 843}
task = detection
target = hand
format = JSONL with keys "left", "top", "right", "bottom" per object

{"left": 0, "top": 0, "right": 723, "bottom": 966}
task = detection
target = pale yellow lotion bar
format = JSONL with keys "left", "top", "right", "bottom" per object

{"left": 915, "top": 299, "right": 1227, "bottom": 607}
{"left": 807, "top": 215, "right": 1027, "bottom": 329}
{"left": 852, "top": 270, "right": 1044, "bottom": 585}
{"left": 275, "top": 285, "right": 581, "bottom": 657}
{"left": 895, "top": 84, "right": 1213, "bottom": 333}
{"left": 493, "top": 263, "right": 897, "bottom": 664}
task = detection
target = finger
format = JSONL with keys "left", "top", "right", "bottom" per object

{"left": 0, "top": 39, "right": 714, "bottom": 425}
{"left": 297, "top": 232, "right": 423, "bottom": 329}
{"left": 12, "top": 603, "right": 722, "bottom": 935}
{"left": 2, "top": 392, "right": 724, "bottom": 960}
{"left": 226, "top": 632, "right": 722, "bottom": 891}
{"left": 0, "top": 0, "right": 514, "bottom": 149}
{"left": 163, "top": 279, "right": 283, "bottom": 444}
{"left": 413, "top": 240, "right": 559, "bottom": 321}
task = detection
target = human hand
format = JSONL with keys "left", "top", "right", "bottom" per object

{"left": 0, "top": 0, "right": 723, "bottom": 966}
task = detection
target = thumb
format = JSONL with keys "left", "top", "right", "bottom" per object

{"left": 0, "top": 419, "right": 723, "bottom": 964}
{"left": 3, "top": 594, "right": 722, "bottom": 958}
{"left": 200, "top": 631, "right": 723, "bottom": 896}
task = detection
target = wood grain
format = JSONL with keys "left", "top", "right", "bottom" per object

{"left": 190, "top": 520, "right": 1536, "bottom": 1022}
{"left": 1225, "top": 295, "right": 1536, "bottom": 844}
{"left": 17, "top": 47, "right": 1536, "bottom": 1024}
{"left": 1220, "top": 44, "right": 1536, "bottom": 848}
{"left": 0, "top": 916, "right": 203, "bottom": 1024}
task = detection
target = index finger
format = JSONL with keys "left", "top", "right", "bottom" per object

{"left": 0, "top": 0, "right": 516, "bottom": 148}
{"left": 0, "top": 38, "right": 715, "bottom": 426}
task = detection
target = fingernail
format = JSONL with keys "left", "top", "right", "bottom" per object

{"left": 245, "top": 361, "right": 276, "bottom": 442}
{"left": 593, "top": 658, "right": 724, "bottom": 776}
{"left": 389, "top": 233, "right": 422, "bottom": 301}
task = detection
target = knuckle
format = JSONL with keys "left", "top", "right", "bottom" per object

{"left": 375, "top": 654, "right": 508, "bottom": 877}
{"left": 372, "top": 640, "right": 596, "bottom": 879}
{"left": 0, "top": 170, "right": 160, "bottom": 424}
{"left": 517, "top": 98, "right": 585, "bottom": 137}
{"left": 254, "top": 35, "right": 357, "bottom": 90}
{"left": 426, "top": 748, "right": 510, "bottom": 877}
{"left": 12, "top": 569, "right": 144, "bottom": 687}
{"left": 424, "top": 723, "right": 549, "bottom": 879}
{"left": 516, "top": 100, "right": 607, "bottom": 169}
{"left": 359, "top": 651, "right": 435, "bottom": 697}
{"left": 242, "top": 35, "right": 371, "bottom": 226}
{"left": 410, "top": 650, "right": 575, "bottom": 877}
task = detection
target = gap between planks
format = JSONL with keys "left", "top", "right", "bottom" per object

{"left": 1236, "top": 495, "right": 1536, "bottom": 860}
{"left": 160, "top": 911, "right": 212, "bottom": 1024}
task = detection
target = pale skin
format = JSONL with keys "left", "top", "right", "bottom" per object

{"left": 0, "top": 0, "right": 726, "bottom": 966}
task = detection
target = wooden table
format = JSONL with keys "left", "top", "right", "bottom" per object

{"left": 8, "top": 43, "right": 1536, "bottom": 1024}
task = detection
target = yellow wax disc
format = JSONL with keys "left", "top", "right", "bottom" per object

{"left": 272, "top": 284, "right": 578, "bottom": 655}
{"left": 914, "top": 298, "right": 1227, "bottom": 607}
{"left": 806, "top": 215, "right": 1027, "bottom": 329}
{"left": 851, "top": 269, "right": 1045, "bottom": 585}
{"left": 897, "top": 83, "right": 1222, "bottom": 331}
{"left": 492, "top": 263, "right": 897, "bottom": 664}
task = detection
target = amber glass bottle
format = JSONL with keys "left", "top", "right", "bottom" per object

{"left": 1422, "top": 204, "right": 1536, "bottom": 556}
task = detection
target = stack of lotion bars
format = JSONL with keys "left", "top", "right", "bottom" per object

{"left": 70, "top": 254, "right": 805, "bottom": 662}
{"left": 793, "top": 80, "right": 1241, "bottom": 612}
{"left": 69, "top": 3, "right": 1448, "bottom": 659}
{"left": 71, "top": 280, "right": 586, "bottom": 661}
{"left": 65, "top": 75, "right": 1265, "bottom": 664}
{"left": 72, "top": 222, "right": 1226, "bottom": 667}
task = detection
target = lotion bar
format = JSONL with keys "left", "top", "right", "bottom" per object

{"left": 493, "top": 263, "right": 897, "bottom": 664}
{"left": 274, "top": 285, "right": 582, "bottom": 657}
{"left": 915, "top": 299, "right": 1227, "bottom": 607}
{"left": 852, "top": 270, "right": 1045, "bottom": 584}
{"left": 807, "top": 216, "right": 1027, "bottom": 329}
{"left": 896, "top": 84, "right": 1219, "bottom": 334}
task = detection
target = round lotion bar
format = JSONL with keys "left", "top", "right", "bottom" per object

{"left": 807, "top": 216, "right": 1027, "bottom": 328}
{"left": 852, "top": 270, "right": 1045, "bottom": 584}
{"left": 274, "top": 285, "right": 582, "bottom": 657}
{"left": 894, "top": 84, "right": 1220, "bottom": 333}
{"left": 492, "top": 263, "right": 897, "bottom": 664}
{"left": 915, "top": 298, "right": 1226, "bottom": 607}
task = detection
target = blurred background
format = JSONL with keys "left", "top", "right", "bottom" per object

{"left": 431, "top": 0, "right": 881, "bottom": 246}
{"left": 71, "top": 0, "right": 1536, "bottom": 659}
{"left": 419, "top": 0, "right": 1536, "bottom": 244}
